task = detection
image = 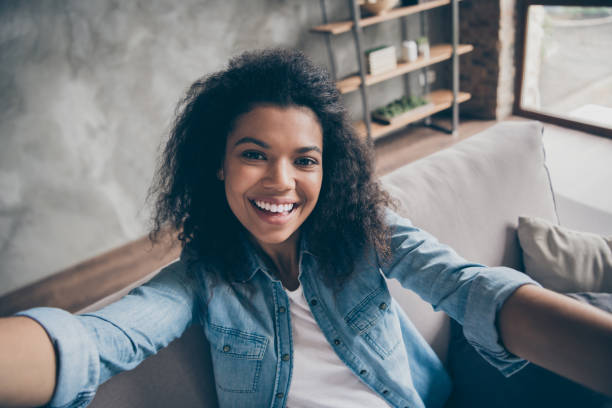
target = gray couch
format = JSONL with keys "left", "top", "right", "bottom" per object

{"left": 81, "top": 121, "right": 593, "bottom": 407}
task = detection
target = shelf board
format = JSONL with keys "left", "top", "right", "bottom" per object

{"left": 355, "top": 89, "right": 471, "bottom": 140}
{"left": 337, "top": 44, "right": 473, "bottom": 94}
{"left": 311, "top": 0, "right": 451, "bottom": 35}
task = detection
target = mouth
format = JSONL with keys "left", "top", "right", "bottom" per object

{"left": 248, "top": 199, "right": 301, "bottom": 225}
{"left": 250, "top": 199, "right": 299, "bottom": 214}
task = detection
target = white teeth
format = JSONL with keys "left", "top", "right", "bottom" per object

{"left": 254, "top": 200, "right": 294, "bottom": 213}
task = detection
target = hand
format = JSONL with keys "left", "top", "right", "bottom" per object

{"left": 0, "top": 317, "right": 57, "bottom": 407}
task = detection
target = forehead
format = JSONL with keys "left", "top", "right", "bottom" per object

{"left": 227, "top": 105, "right": 323, "bottom": 149}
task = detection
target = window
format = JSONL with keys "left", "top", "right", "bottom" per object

{"left": 516, "top": 1, "right": 612, "bottom": 137}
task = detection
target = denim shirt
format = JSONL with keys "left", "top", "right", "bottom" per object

{"left": 19, "top": 210, "right": 537, "bottom": 408}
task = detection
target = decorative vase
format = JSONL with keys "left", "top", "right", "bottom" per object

{"left": 359, "top": 0, "right": 400, "bottom": 15}
{"left": 402, "top": 41, "right": 418, "bottom": 62}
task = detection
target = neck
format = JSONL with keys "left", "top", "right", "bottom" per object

{"left": 253, "top": 232, "right": 301, "bottom": 291}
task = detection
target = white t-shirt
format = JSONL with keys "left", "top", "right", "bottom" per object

{"left": 285, "top": 284, "right": 390, "bottom": 408}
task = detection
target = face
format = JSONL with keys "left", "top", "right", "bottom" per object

{"left": 221, "top": 105, "right": 323, "bottom": 253}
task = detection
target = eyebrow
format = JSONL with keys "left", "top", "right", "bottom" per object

{"left": 296, "top": 146, "right": 322, "bottom": 154}
{"left": 234, "top": 137, "right": 269, "bottom": 148}
{"left": 234, "top": 137, "right": 322, "bottom": 154}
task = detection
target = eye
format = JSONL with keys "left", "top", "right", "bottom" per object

{"left": 295, "top": 157, "right": 319, "bottom": 167}
{"left": 241, "top": 150, "right": 266, "bottom": 161}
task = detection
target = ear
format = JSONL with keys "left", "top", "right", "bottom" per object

{"left": 216, "top": 168, "right": 224, "bottom": 181}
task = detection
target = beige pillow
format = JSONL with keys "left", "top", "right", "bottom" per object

{"left": 517, "top": 216, "right": 612, "bottom": 292}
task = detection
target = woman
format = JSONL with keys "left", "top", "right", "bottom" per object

{"left": 1, "top": 49, "right": 611, "bottom": 408}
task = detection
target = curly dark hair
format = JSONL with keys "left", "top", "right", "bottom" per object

{"left": 149, "top": 48, "right": 392, "bottom": 282}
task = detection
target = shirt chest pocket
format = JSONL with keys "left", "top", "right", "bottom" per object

{"left": 344, "top": 287, "right": 401, "bottom": 359}
{"left": 207, "top": 323, "right": 268, "bottom": 393}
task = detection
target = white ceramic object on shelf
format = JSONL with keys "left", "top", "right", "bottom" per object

{"left": 402, "top": 41, "right": 418, "bottom": 62}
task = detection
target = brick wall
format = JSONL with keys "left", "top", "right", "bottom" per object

{"left": 459, "top": 0, "right": 517, "bottom": 119}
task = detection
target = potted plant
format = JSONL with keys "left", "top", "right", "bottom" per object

{"left": 372, "top": 95, "right": 433, "bottom": 125}
{"left": 416, "top": 36, "right": 430, "bottom": 59}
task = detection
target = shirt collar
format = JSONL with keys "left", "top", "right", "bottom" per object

{"left": 232, "top": 227, "right": 316, "bottom": 283}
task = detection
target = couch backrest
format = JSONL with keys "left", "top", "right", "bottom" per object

{"left": 381, "top": 120, "right": 558, "bottom": 361}
{"left": 88, "top": 120, "right": 558, "bottom": 408}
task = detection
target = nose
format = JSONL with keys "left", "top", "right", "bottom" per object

{"left": 263, "top": 159, "right": 295, "bottom": 191}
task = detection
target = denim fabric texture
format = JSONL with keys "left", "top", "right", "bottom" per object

{"left": 18, "top": 209, "right": 537, "bottom": 408}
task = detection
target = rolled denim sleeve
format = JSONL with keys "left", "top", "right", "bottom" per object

{"left": 380, "top": 209, "right": 540, "bottom": 377}
{"left": 16, "top": 258, "right": 198, "bottom": 408}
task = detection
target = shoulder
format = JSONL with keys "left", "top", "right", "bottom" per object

{"left": 383, "top": 207, "right": 415, "bottom": 230}
{"left": 176, "top": 246, "right": 232, "bottom": 289}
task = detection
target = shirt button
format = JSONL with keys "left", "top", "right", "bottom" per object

{"left": 279, "top": 306, "right": 286, "bottom": 313}
{"left": 282, "top": 354, "right": 290, "bottom": 361}
{"left": 310, "top": 299, "right": 318, "bottom": 306}
{"left": 383, "top": 390, "right": 389, "bottom": 395}
{"left": 334, "top": 339, "right": 341, "bottom": 345}
{"left": 222, "top": 345, "right": 231, "bottom": 352}
{"left": 276, "top": 392, "right": 284, "bottom": 399}
{"left": 360, "top": 369, "right": 367, "bottom": 375}
{"left": 379, "top": 302, "right": 388, "bottom": 310}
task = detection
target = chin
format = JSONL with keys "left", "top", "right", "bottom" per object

{"left": 252, "top": 229, "right": 298, "bottom": 246}
{"left": 257, "top": 234, "right": 293, "bottom": 245}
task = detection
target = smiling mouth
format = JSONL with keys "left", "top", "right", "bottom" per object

{"left": 250, "top": 199, "right": 299, "bottom": 215}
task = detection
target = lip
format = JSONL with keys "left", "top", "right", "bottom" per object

{"left": 249, "top": 199, "right": 299, "bottom": 225}
{"left": 248, "top": 197, "right": 300, "bottom": 205}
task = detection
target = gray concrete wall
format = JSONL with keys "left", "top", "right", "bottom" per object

{"left": 0, "top": 0, "right": 445, "bottom": 296}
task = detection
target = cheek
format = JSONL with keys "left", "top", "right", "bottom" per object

{"left": 224, "top": 176, "right": 247, "bottom": 204}
{"left": 223, "top": 160, "right": 245, "bottom": 191}
{"left": 305, "top": 173, "right": 323, "bottom": 206}
{"left": 223, "top": 165, "right": 261, "bottom": 204}
{"left": 223, "top": 177, "right": 250, "bottom": 224}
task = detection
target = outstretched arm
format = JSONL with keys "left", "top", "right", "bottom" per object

{"left": 0, "top": 258, "right": 198, "bottom": 408}
{"left": 0, "top": 316, "right": 56, "bottom": 407}
{"left": 498, "top": 284, "right": 612, "bottom": 397}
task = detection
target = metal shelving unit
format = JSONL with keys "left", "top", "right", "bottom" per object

{"left": 312, "top": 0, "right": 471, "bottom": 141}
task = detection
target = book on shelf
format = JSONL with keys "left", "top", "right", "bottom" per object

{"left": 366, "top": 45, "right": 397, "bottom": 75}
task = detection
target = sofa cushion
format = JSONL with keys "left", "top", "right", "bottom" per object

{"left": 565, "top": 292, "right": 612, "bottom": 313}
{"left": 518, "top": 216, "right": 612, "bottom": 292}
{"left": 382, "top": 121, "right": 558, "bottom": 268}
{"left": 381, "top": 121, "right": 558, "bottom": 361}
{"left": 89, "top": 324, "right": 218, "bottom": 408}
